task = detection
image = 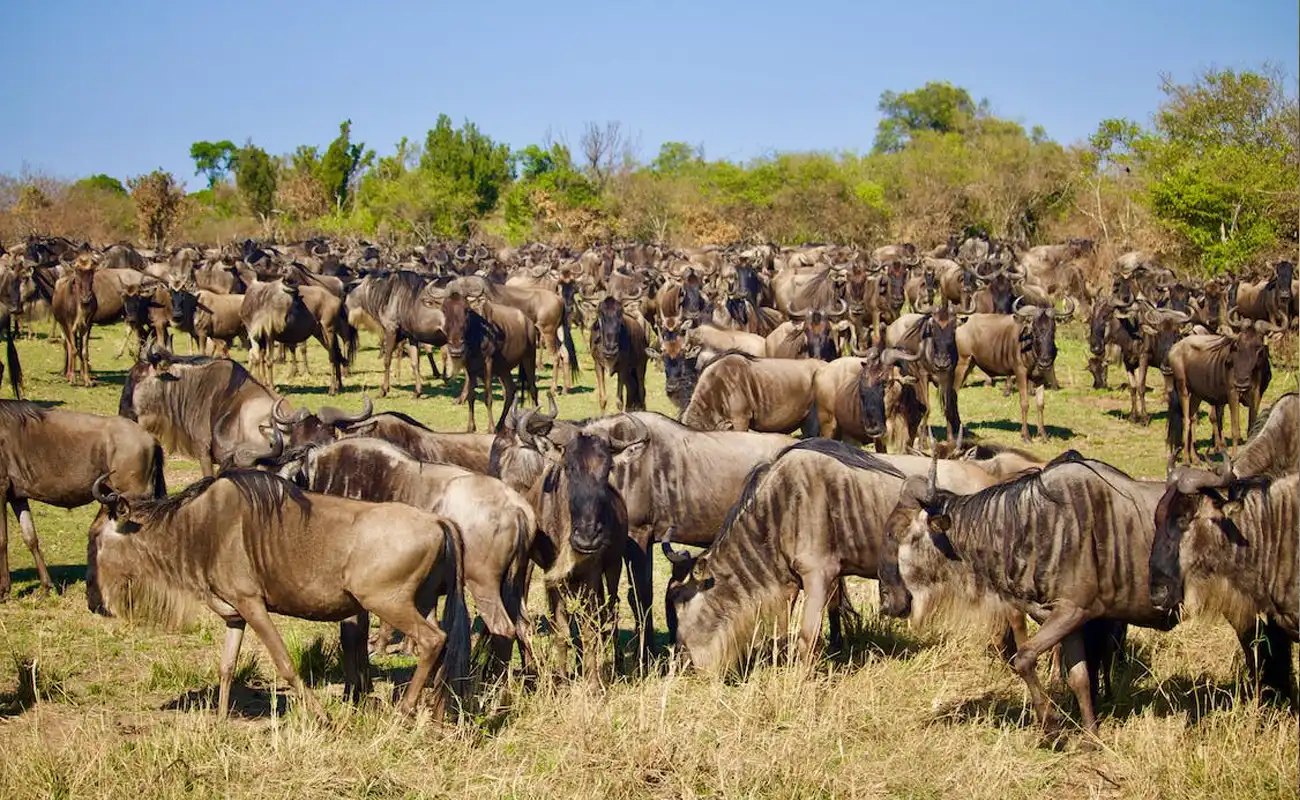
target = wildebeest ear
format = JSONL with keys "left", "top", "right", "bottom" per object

{"left": 542, "top": 465, "right": 560, "bottom": 494}
{"left": 928, "top": 528, "right": 960, "bottom": 560}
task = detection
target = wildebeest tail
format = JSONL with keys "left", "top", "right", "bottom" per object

{"left": 1165, "top": 384, "right": 1183, "bottom": 459}
{"left": 438, "top": 519, "right": 472, "bottom": 710}
{"left": 561, "top": 301, "right": 579, "bottom": 377}
{"left": 6, "top": 319, "right": 22, "bottom": 399}
{"left": 800, "top": 399, "right": 821, "bottom": 438}
{"left": 340, "top": 313, "right": 359, "bottom": 367}
{"left": 506, "top": 509, "right": 536, "bottom": 668}
{"left": 150, "top": 443, "right": 168, "bottom": 499}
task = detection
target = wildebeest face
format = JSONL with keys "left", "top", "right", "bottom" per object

{"left": 924, "top": 310, "right": 958, "bottom": 372}
{"left": 857, "top": 357, "right": 891, "bottom": 440}
{"left": 664, "top": 553, "right": 725, "bottom": 669}
{"left": 803, "top": 311, "right": 839, "bottom": 361}
{"left": 1088, "top": 303, "right": 1111, "bottom": 358}
{"left": 1165, "top": 283, "right": 1192, "bottom": 314}
{"left": 1025, "top": 311, "right": 1057, "bottom": 372}
{"left": 731, "top": 265, "right": 760, "bottom": 306}
{"left": 440, "top": 294, "right": 470, "bottom": 359}
{"left": 648, "top": 331, "right": 699, "bottom": 408}
{"left": 73, "top": 266, "right": 97, "bottom": 307}
{"left": 987, "top": 273, "right": 1014, "bottom": 314}
{"left": 884, "top": 263, "right": 908, "bottom": 311}
{"left": 561, "top": 434, "right": 616, "bottom": 555}
{"left": 681, "top": 273, "right": 708, "bottom": 324}
{"left": 594, "top": 297, "right": 625, "bottom": 359}
{"left": 891, "top": 490, "right": 964, "bottom": 626}
{"left": 1149, "top": 484, "right": 1196, "bottom": 612}
{"left": 169, "top": 286, "right": 199, "bottom": 325}
{"left": 1150, "top": 482, "right": 1250, "bottom": 618}
{"left": 1227, "top": 329, "right": 1268, "bottom": 391}
{"left": 878, "top": 502, "right": 917, "bottom": 618}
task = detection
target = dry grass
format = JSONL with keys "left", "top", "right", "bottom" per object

{"left": 0, "top": 321, "right": 1296, "bottom": 799}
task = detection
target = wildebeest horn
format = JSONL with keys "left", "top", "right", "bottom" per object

{"left": 1004, "top": 263, "right": 1026, "bottom": 280}
{"left": 787, "top": 303, "right": 807, "bottom": 321}
{"left": 1053, "top": 296, "right": 1077, "bottom": 323}
{"left": 881, "top": 347, "right": 922, "bottom": 367}
{"left": 91, "top": 474, "right": 120, "bottom": 506}
{"left": 915, "top": 298, "right": 936, "bottom": 314}
{"left": 623, "top": 285, "right": 644, "bottom": 302}
{"left": 955, "top": 297, "right": 977, "bottom": 315}
{"left": 231, "top": 427, "right": 285, "bottom": 469}
{"left": 660, "top": 527, "right": 694, "bottom": 564}
{"left": 828, "top": 298, "right": 848, "bottom": 318}
{"left": 1170, "top": 465, "right": 1230, "bottom": 494}
{"left": 317, "top": 393, "right": 373, "bottom": 426}
{"left": 1254, "top": 318, "right": 1283, "bottom": 334}
{"left": 1227, "top": 308, "right": 1249, "bottom": 330}
{"left": 271, "top": 397, "right": 310, "bottom": 429}
{"left": 1013, "top": 296, "right": 1038, "bottom": 318}
{"left": 607, "top": 413, "right": 650, "bottom": 452}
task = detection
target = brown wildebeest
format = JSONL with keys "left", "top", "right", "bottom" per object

{"left": 440, "top": 289, "right": 538, "bottom": 433}
{"left": 0, "top": 401, "right": 165, "bottom": 601}
{"left": 446, "top": 275, "right": 572, "bottom": 395}
{"left": 52, "top": 257, "right": 99, "bottom": 385}
{"left": 811, "top": 348, "right": 924, "bottom": 452}
{"left": 583, "top": 293, "right": 649, "bottom": 413}
{"left": 680, "top": 351, "right": 822, "bottom": 434}
{"left": 167, "top": 278, "right": 247, "bottom": 356}
{"left": 241, "top": 277, "right": 346, "bottom": 394}
{"left": 1233, "top": 260, "right": 1295, "bottom": 328}
{"left": 1151, "top": 467, "right": 1297, "bottom": 707}
{"left": 87, "top": 470, "right": 471, "bottom": 719}
{"left": 1164, "top": 316, "right": 1278, "bottom": 468}
{"left": 319, "top": 408, "right": 496, "bottom": 474}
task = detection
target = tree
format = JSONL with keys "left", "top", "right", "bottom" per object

{"left": 128, "top": 169, "right": 186, "bottom": 247}
{"left": 189, "top": 141, "right": 237, "bottom": 188}
{"left": 73, "top": 174, "right": 127, "bottom": 195}
{"left": 232, "top": 144, "right": 278, "bottom": 220}
{"left": 420, "top": 114, "right": 514, "bottom": 216}
{"left": 318, "top": 120, "right": 374, "bottom": 213}
{"left": 873, "top": 82, "right": 981, "bottom": 154}
{"left": 580, "top": 121, "right": 623, "bottom": 189}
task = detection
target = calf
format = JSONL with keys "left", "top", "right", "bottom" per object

{"left": 441, "top": 289, "right": 539, "bottom": 432}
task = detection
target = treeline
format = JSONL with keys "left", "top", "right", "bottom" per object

{"left": 2, "top": 67, "right": 1295, "bottom": 274}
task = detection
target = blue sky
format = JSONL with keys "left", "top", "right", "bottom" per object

{"left": 2, "top": 0, "right": 1295, "bottom": 186}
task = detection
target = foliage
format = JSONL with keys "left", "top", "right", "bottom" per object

{"left": 188, "top": 141, "right": 236, "bottom": 189}
{"left": 126, "top": 169, "right": 186, "bottom": 247}
{"left": 420, "top": 114, "right": 514, "bottom": 217}
{"left": 232, "top": 144, "right": 278, "bottom": 220}
{"left": 873, "top": 81, "right": 982, "bottom": 154}
{"left": 73, "top": 174, "right": 127, "bottom": 196}
{"left": 503, "top": 143, "right": 603, "bottom": 244}
{"left": 318, "top": 120, "right": 374, "bottom": 212}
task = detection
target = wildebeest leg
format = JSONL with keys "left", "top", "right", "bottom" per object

{"left": 369, "top": 599, "right": 450, "bottom": 718}
{"left": 547, "top": 585, "right": 572, "bottom": 677}
{"left": 595, "top": 364, "right": 608, "bottom": 413}
{"left": 339, "top": 611, "right": 372, "bottom": 703}
{"left": 1227, "top": 394, "right": 1242, "bottom": 459}
{"left": 1181, "top": 391, "right": 1198, "bottom": 465}
{"left": 796, "top": 570, "right": 835, "bottom": 662}
{"left": 1059, "top": 631, "right": 1100, "bottom": 745}
{"left": 217, "top": 620, "right": 246, "bottom": 720}
{"left": 1034, "top": 382, "right": 1047, "bottom": 441}
{"left": 0, "top": 500, "right": 10, "bottom": 600}
{"left": 381, "top": 330, "right": 398, "bottom": 397}
{"left": 463, "top": 374, "right": 478, "bottom": 432}
{"left": 1017, "top": 372, "right": 1032, "bottom": 442}
{"left": 79, "top": 326, "right": 94, "bottom": 386}
{"left": 954, "top": 356, "right": 973, "bottom": 390}
{"left": 623, "top": 530, "right": 654, "bottom": 670}
{"left": 470, "top": 581, "right": 517, "bottom": 679}
{"left": 1010, "top": 602, "right": 1090, "bottom": 745}
{"left": 1239, "top": 618, "right": 1297, "bottom": 708}
{"left": 237, "top": 600, "right": 328, "bottom": 722}
{"left": 1209, "top": 403, "right": 1226, "bottom": 458}
{"left": 594, "top": 558, "right": 620, "bottom": 682}
{"left": 115, "top": 325, "right": 136, "bottom": 358}
{"left": 1136, "top": 358, "right": 1150, "bottom": 424}
{"left": 411, "top": 343, "right": 425, "bottom": 399}
{"left": 494, "top": 369, "right": 516, "bottom": 433}
{"left": 12, "top": 500, "right": 52, "bottom": 597}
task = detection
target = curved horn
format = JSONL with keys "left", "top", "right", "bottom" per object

{"left": 1255, "top": 318, "right": 1284, "bottom": 334}
{"left": 1171, "top": 465, "right": 1230, "bottom": 494}
{"left": 607, "top": 413, "right": 650, "bottom": 452}
{"left": 828, "top": 298, "right": 848, "bottom": 318}
{"left": 271, "top": 397, "right": 310, "bottom": 430}
{"left": 91, "top": 474, "right": 120, "bottom": 505}
{"left": 1055, "top": 296, "right": 1077, "bottom": 323}
{"left": 661, "top": 529, "right": 694, "bottom": 565}
{"left": 787, "top": 302, "right": 807, "bottom": 321}
{"left": 231, "top": 427, "right": 285, "bottom": 469}
{"left": 881, "top": 347, "right": 922, "bottom": 366}
{"left": 1227, "top": 307, "right": 1249, "bottom": 330}
{"left": 317, "top": 393, "right": 374, "bottom": 426}
{"left": 1013, "top": 296, "right": 1037, "bottom": 318}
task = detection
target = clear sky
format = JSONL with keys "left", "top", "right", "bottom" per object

{"left": 2, "top": 0, "right": 1296, "bottom": 185}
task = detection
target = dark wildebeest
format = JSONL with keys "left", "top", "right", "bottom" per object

{"left": 241, "top": 278, "right": 346, "bottom": 394}
{"left": 52, "top": 258, "right": 99, "bottom": 386}
{"left": 0, "top": 402, "right": 165, "bottom": 601}
{"left": 0, "top": 263, "right": 30, "bottom": 398}
{"left": 1165, "top": 318, "right": 1278, "bottom": 468}
{"left": 812, "top": 349, "right": 924, "bottom": 452}
{"left": 586, "top": 294, "right": 649, "bottom": 413}
{"left": 344, "top": 271, "right": 447, "bottom": 398}
{"left": 665, "top": 439, "right": 1009, "bottom": 672}
{"left": 955, "top": 299, "right": 1075, "bottom": 441}
{"left": 87, "top": 470, "right": 470, "bottom": 718}
{"left": 275, "top": 437, "right": 535, "bottom": 672}
{"left": 441, "top": 289, "right": 539, "bottom": 433}
{"left": 645, "top": 330, "right": 702, "bottom": 413}
{"left": 885, "top": 305, "right": 967, "bottom": 442}
{"left": 492, "top": 407, "right": 793, "bottom": 650}
{"left": 527, "top": 433, "right": 629, "bottom": 679}
{"left": 764, "top": 301, "right": 848, "bottom": 361}
{"left": 681, "top": 351, "right": 822, "bottom": 434}
{"left": 1234, "top": 260, "right": 1295, "bottom": 328}
{"left": 120, "top": 279, "right": 172, "bottom": 358}
{"left": 118, "top": 349, "right": 351, "bottom": 476}
{"left": 1151, "top": 468, "right": 1298, "bottom": 706}
{"left": 881, "top": 451, "right": 1176, "bottom": 745}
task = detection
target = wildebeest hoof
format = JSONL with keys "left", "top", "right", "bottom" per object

{"left": 1038, "top": 718, "right": 1069, "bottom": 751}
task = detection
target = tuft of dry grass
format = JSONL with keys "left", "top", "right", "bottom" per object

{"left": 0, "top": 321, "right": 1295, "bottom": 799}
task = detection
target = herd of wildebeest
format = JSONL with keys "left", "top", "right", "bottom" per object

{"left": 0, "top": 232, "right": 1295, "bottom": 746}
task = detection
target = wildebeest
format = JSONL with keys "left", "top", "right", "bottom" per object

{"left": 526, "top": 433, "right": 629, "bottom": 678}
{"left": 955, "top": 299, "right": 1075, "bottom": 441}
{"left": 319, "top": 407, "right": 496, "bottom": 474}
{"left": 587, "top": 294, "right": 649, "bottom": 413}
{"left": 0, "top": 401, "right": 165, "bottom": 601}
{"left": 52, "top": 257, "right": 98, "bottom": 385}
{"left": 885, "top": 305, "right": 966, "bottom": 442}
{"left": 881, "top": 452, "right": 1176, "bottom": 744}
{"left": 1233, "top": 260, "right": 1295, "bottom": 328}
{"left": 275, "top": 437, "right": 535, "bottom": 671}
{"left": 686, "top": 322, "right": 767, "bottom": 359}
{"left": 344, "top": 271, "right": 447, "bottom": 398}
{"left": 1225, "top": 393, "right": 1298, "bottom": 480}
{"left": 646, "top": 330, "right": 702, "bottom": 412}
{"left": 680, "top": 351, "right": 822, "bottom": 434}
{"left": 764, "top": 302, "right": 847, "bottom": 361}
{"left": 119, "top": 279, "right": 172, "bottom": 358}
{"left": 167, "top": 279, "right": 247, "bottom": 356}
{"left": 87, "top": 470, "right": 470, "bottom": 719}
{"left": 446, "top": 275, "right": 573, "bottom": 395}
{"left": 665, "top": 439, "right": 1009, "bottom": 672}
{"left": 241, "top": 277, "right": 347, "bottom": 394}
{"left": 118, "top": 349, "right": 347, "bottom": 476}
{"left": 811, "top": 349, "right": 924, "bottom": 452}
{"left": 1164, "top": 318, "right": 1277, "bottom": 468}
{"left": 1150, "top": 468, "right": 1298, "bottom": 705}
{"left": 0, "top": 263, "right": 30, "bottom": 398}
{"left": 441, "top": 289, "right": 539, "bottom": 432}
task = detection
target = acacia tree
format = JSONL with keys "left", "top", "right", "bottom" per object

{"left": 128, "top": 169, "right": 186, "bottom": 247}
{"left": 189, "top": 141, "right": 237, "bottom": 188}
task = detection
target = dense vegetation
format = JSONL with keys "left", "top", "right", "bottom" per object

{"left": 3, "top": 68, "right": 1295, "bottom": 275}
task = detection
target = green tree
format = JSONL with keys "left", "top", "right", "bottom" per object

{"left": 232, "top": 144, "right": 278, "bottom": 220}
{"left": 189, "top": 141, "right": 237, "bottom": 188}
{"left": 873, "top": 82, "right": 981, "bottom": 154}
{"left": 318, "top": 120, "right": 374, "bottom": 212}
{"left": 73, "top": 174, "right": 127, "bottom": 195}
{"left": 420, "top": 114, "right": 514, "bottom": 215}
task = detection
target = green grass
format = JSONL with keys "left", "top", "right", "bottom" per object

{"left": 0, "top": 319, "right": 1295, "bottom": 799}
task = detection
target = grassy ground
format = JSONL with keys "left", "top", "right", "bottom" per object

{"left": 0, "top": 320, "right": 1296, "bottom": 799}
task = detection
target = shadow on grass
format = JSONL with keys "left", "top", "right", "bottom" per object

{"left": 9, "top": 564, "right": 88, "bottom": 597}
{"left": 162, "top": 685, "right": 289, "bottom": 718}
{"left": 962, "top": 418, "right": 1076, "bottom": 440}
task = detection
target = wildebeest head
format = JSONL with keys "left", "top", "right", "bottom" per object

{"left": 548, "top": 433, "right": 618, "bottom": 556}
{"left": 1149, "top": 467, "right": 1250, "bottom": 618}
{"left": 593, "top": 295, "right": 628, "bottom": 360}
{"left": 879, "top": 473, "right": 965, "bottom": 625}
{"left": 680, "top": 271, "right": 709, "bottom": 325}
{"left": 730, "top": 263, "right": 761, "bottom": 308}
{"left": 921, "top": 305, "right": 961, "bottom": 373}
{"left": 790, "top": 300, "right": 847, "bottom": 361}
{"left": 857, "top": 347, "right": 921, "bottom": 439}
{"left": 883, "top": 262, "right": 909, "bottom": 312}
{"left": 1137, "top": 305, "right": 1191, "bottom": 370}
{"left": 646, "top": 330, "right": 701, "bottom": 410}
{"left": 168, "top": 279, "right": 201, "bottom": 325}
{"left": 269, "top": 394, "right": 373, "bottom": 448}
{"left": 72, "top": 259, "right": 97, "bottom": 308}
{"left": 1225, "top": 312, "right": 1279, "bottom": 392}
{"left": 1015, "top": 297, "right": 1074, "bottom": 374}
{"left": 440, "top": 292, "right": 473, "bottom": 360}
{"left": 1273, "top": 260, "right": 1295, "bottom": 306}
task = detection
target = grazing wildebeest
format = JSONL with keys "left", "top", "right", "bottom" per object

{"left": 1234, "top": 260, "right": 1295, "bottom": 327}
{"left": 812, "top": 349, "right": 924, "bottom": 452}
{"left": 665, "top": 439, "right": 1010, "bottom": 672}
{"left": 52, "top": 258, "right": 98, "bottom": 385}
{"left": 881, "top": 452, "right": 1176, "bottom": 745}
{"left": 1164, "top": 318, "right": 1277, "bottom": 468}
{"left": 526, "top": 433, "right": 629, "bottom": 678}
{"left": 681, "top": 351, "right": 822, "bottom": 434}
{"left": 0, "top": 401, "right": 165, "bottom": 601}
{"left": 119, "top": 349, "right": 347, "bottom": 476}
{"left": 1150, "top": 468, "right": 1297, "bottom": 706}
{"left": 87, "top": 470, "right": 470, "bottom": 719}
{"left": 586, "top": 294, "right": 649, "bottom": 413}
{"left": 955, "top": 299, "right": 1075, "bottom": 441}
{"left": 441, "top": 289, "right": 539, "bottom": 432}
{"left": 276, "top": 437, "right": 535, "bottom": 671}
